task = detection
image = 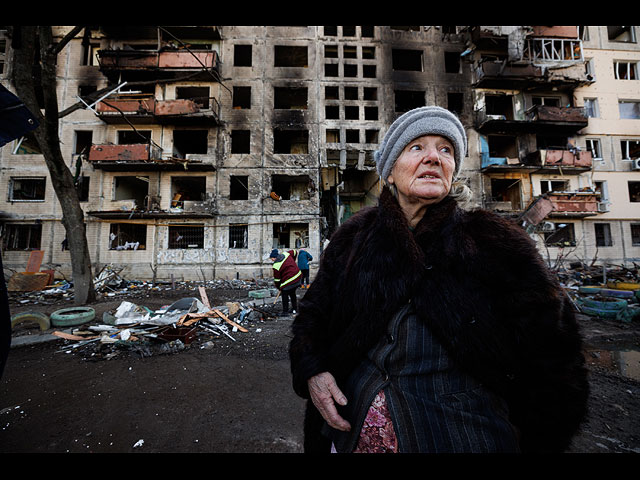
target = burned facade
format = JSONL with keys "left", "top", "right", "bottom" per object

{"left": 0, "top": 26, "right": 639, "bottom": 283}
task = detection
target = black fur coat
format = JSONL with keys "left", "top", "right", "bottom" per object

{"left": 289, "top": 186, "right": 589, "bottom": 453}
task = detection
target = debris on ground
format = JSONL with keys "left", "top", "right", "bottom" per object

{"left": 560, "top": 262, "right": 640, "bottom": 323}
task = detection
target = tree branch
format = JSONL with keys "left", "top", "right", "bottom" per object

{"left": 50, "top": 25, "right": 86, "bottom": 56}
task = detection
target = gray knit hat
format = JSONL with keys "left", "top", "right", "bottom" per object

{"left": 374, "top": 106, "right": 467, "bottom": 182}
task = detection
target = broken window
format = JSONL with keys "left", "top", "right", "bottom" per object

{"left": 109, "top": 223, "right": 146, "bottom": 250}
{"left": 392, "top": 49, "right": 423, "bottom": 71}
{"left": 233, "top": 86, "right": 251, "bottom": 109}
{"left": 171, "top": 176, "right": 206, "bottom": 207}
{"left": 75, "top": 175, "right": 90, "bottom": 202}
{"left": 614, "top": 61, "right": 638, "bottom": 80}
{"left": 118, "top": 130, "right": 151, "bottom": 144}
{"left": 365, "top": 129, "right": 379, "bottom": 144}
{"left": 273, "top": 223, "right": 309, "bottom": 249}
{"left": 619, "top": 100, "right": 640, "bottom": 119}
{"left": 344, "top": 87, "right": 358, "bottom": 100}
{"left": 231, "top": 130, "right": 250, "bottom": 154}
{"left": 607, "top": 26, "right": 636, "bottom": 43}
{"left": 2, "top": 223, "right": 41, "bottom": 251}
{"left": 176, "top": 86, "right": 210, "bottom": 109}
{"left": 532, "top": 96, "right": 561, "bottom": 107}
{"left": 324, "top": 45, "right": 338, "bottom": 58}
{"left": 325, "top": 105, "right": 339, "bottom": 119}
{"left": 536, "top": 134, "right": 568, "bottom": 150}
{"left": 342, "top": 26, "right": 356, "bottom": 37}
{"left": 583, "top": 98, "right": 599, "bottom": 118}
{"left": 628, "top": 181, "right": 640, "bottom": 202}
{"left": 621, "top": 140, "right": 640, "bottom": 160}
{"left": 326, "top": 129, "right": 340, "bottom": 143}
{"left": 364, "top": 87, "right": 377, "bottom": 100}
{"left": 362, "top": 65, "right": 376, "bottom": 78}
{"left": 540, "top": 180, "right": 568, "bottom": 194}
{"left": 343, "top": 45, "right": 357, "bottom": 59}
{"left": 74, "top": 130, "right": 93, "bottom": 156}
{"left": 229, "top": 224, "right": 248, "bottom": 249}
{"left": 271, "top": 175, "right": 311, "bottom": 200}
{"left": 9, "top": 177, "right": 45, "bottom": 201}
{"left": 230, "top": 176, "right": 249, "bottom": 200}
{"left": 447, "top": 92, "right": 464, "bottom": 115}
{"left": 323, "top": 26, "right": 338, "bottom": 36}
{"left": 273, "top": 129, "right": 308, "bottom": 154}
{"left": 490, "top": 178, "right": 522, "bottom": 210}
{"left": 444, "top": 51, "right": 460, "bottom": 73}
{"left": 113, "top": 176, "right": 148, "bottom": 208}
{"left": 362, "top": 46, "right": 375, "bottom": 59}
{"left": 344, "top": 105, "right": 359, "bottom": 120}
{"left": 168, "top": 225, "right": 204, "bottom": 249}
{"left": 274, "top": 87, "right": 308, "bottom": 109}
{"left": 274, "top": 46, "right": 308, "bottom": 67}
{"left": 325, "top": 63, "right": 339, "bottom": 77}
{"left": 325, "top": 86, "right": 339, "bottom": 100}
{"left": 488, "top": 135, "right": 518, "bottom": 159}
{"left": 361, "top": 26, "right": 374, "bottom": 38}
{"left": 631, "top": 224, "right": 640, "bottom": 246}
{"left": 344, "top": 64, "right": 357, "bottom": 77}
{"left": 586, "top": 138, "right": 602, "bottom": 160}
{"left": 234, "top": 45, "right": 252, "bottom": 67}
{"left": 485, "top": 94, "right": 514, "bottom": 120}
{"left": 346, "top": 129, "right": 359, "bottom": 144}
{"left": 595, "top": 223, "right": 613, "bottom": 247}
{"left": 544, "top": 223, "right": 576, "bottom": 247}
{"left": 394, "top": 90, "right": 425, "bottom": 112}
{"left": 364, "top": 106, "right": 378, "bottom": 120}
{"left": 173, "top": 130, "right": 208, "bottom": 158}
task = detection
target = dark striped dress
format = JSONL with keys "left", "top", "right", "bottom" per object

{"left": 324, "top": 302, "right": 520, "bottom": 453}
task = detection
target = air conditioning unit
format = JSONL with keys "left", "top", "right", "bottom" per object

{"left": 597, "top": 202, "right": 610, "bottom": 213}
{"left": 633, "top": 158, "right": 640, "bottom": 170}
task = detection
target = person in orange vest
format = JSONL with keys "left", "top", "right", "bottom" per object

{"left": 270, "top": 249, "right": 302, "bottom": 315}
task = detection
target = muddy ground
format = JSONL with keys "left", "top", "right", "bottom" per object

{"left": 1, "top": 281, "right": 639, "bottom": 454}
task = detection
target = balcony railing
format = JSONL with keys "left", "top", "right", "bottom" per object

{"left": 88, "top": 143, "right": 163, "bottom": 163}
{"left": 546, "top": 192, "right": 599, "bottom": 217}
{"left": 522, "top": 37, "right": 583, "bottom": 63}
{"left": 97, "top": 49, "right": 220, "bottom": 72}
{"left": 525, "top": 105, "right": 588, "bottom": 125}
{"left": 96, "top": 95, "right": 221, "bottom": 124}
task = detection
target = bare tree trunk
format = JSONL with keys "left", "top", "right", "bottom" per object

{"left": 10, "top": 26, "right": 95, "bottom": 304}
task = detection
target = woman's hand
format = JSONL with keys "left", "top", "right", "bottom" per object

{"left": 308, "top": 372, "right": 351, "bottom": 432}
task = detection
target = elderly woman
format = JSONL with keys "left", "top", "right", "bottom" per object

{"left": 289, "top": 106, "right": 589, "bottom": 453}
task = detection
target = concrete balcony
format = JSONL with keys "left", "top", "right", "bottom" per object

{"left": 87, "top": 143, "right": 215, "bottom": 171}
{"left": 528, "top": 148, "right": 592, "bottom": 173}
{"left": 96, "top": 95, "right": 221, "bottom": 125}
{"left": 546, "top": 191, "right": 600, "bottom": 218}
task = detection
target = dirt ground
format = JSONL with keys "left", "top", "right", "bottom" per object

{"left": 1, "top": 282, "right": 639, "bottom": 454}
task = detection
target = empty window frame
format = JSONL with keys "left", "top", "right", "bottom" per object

{"left": 75, "top": 175, "right": 90, "bottom": 202}
{"left": 607, "top": 26, "right": 636, "bottom": 43}
{"left": 232, "top": 86, "right": 251, "bottom": 109}
{"left": 74, "top": 130, "right": 93, "bottom": 156}
{"left": 9, "top": 177, "right": 45, "bottom": 201}
{"left": 176, "top": 86, "right": 210, "bottom": 109}
{"left": 490, "top": 178, "right": 522, "bottom": 210}
{"left": 273, "top": 129, "right": 308, "bottom": 154}
{"left": 113, "top": 176, "right": 148, "bottom": 208}
{"left": 586, "top": 138, "right": 603, "bottom": 160}
{"left": 543, "top": 223, "right": 576, "bottom": 247}
{"left": 271, "top": 174, "right": 311, "bottom": 200}
{"left": 171, "top": 176, "right": 206, "bottom": 206}
{"left": 394, "top": 90, "right": 425, "bottom": 112}
{"left": 118, "top": 130, "right": 151, "bottom": 144}
{"left": 168, "top": 225, "right": 204, "bottom": 249}
{"left": 324, "top": 45, "right": 338, "bottom": 58}
{"left": 229, "top": 224, "right": 248, "bottom": 249}
{"left": 2, "top": 223, "right": 42, "bottom": 250}
{"left": 274, "top": 87, "right": 308, "bottom": 109}
{"left": 273, "top": 222, "right": 309, "bottom": 249}
{"left": 583, "top": 98, "right": 599, "bottom": 118}
{"left": 447, "top": 92, "right": 464, "bottom": 115}
{"left": 392, "top": 49, "right": 423, "bottom": 71}
{"left": 619, "top": 100, "right": 640, "bottom": 119}
{"left": 231, "top": 130, "right": 251, "bottom": 154}
{"left": 532, "top": 96, "right": 561, "bottom": 107}
{"left": 173, "top": 130, "right": 208, "bottom": 157}
{"left": 488, "top": 135, "right": 518, "bottom": 159}
{"left": 109, "top": 223, "right": 147, "bottom": 250}
{"left": 621, "top": 139, "right": 640, "bottom": 160}
{"left": 631, "top": 224, "right": 640, "bottom": 246}
{"left": 444, "top": 51, "right": 461, "bottom": 73}
{"left": 540, "top": 180, "right": 568, "bottom": 194}
{"left": 326, "top": 129, "right": 340, "bottom": 143}
{"left": 234, "top": 45, "right": 252, "bottom": 67}
{"left": 274, "top": 46, "right": 308, "bottom": 67}
{"left": 614, "top": 61, "right": 638, "bottom": 80}
{"left": 485, "top": 94, "right": 514, "bottom": 119}
{"left": 594, "top": 223, "right": 613, "bottom": 247}
{"left": 230, "top": 175, "right": 249, "bottom": 200}
{"left": 628, "top": 181, "right": 640, "bottom": 202}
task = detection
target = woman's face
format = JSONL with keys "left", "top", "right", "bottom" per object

{"left": 387, "top": 134, "right": 456, "bottom": 207}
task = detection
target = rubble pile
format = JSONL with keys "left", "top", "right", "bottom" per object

{"left": 52, "top": 287, "right": 283, "bottom": 361}
{"left": 560, "top": 262, "right": 640, "bottom": 323}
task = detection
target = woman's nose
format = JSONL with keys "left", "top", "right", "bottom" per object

{"left": 421, "top": 147, "right": 440, "bottom": 164}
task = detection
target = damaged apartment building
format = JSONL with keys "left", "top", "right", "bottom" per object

{"left": 0, "top": 26, "right": 639, "bottom": 283}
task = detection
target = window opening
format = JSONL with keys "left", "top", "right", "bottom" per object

{"left": 544, "top": 223, "right": 576, "bottom": 247}
{"left": 173, "top": 130, "right": 208, "bottom": 158}
{"left": 109, "top": 223, "right": 146, "bottom": 250}
{"left": 113, "top": 176, "right": 148, "bottom": 208}
{"left": 392, "top": 49, "right": 423, "bottom": 71}
{"left": 444, "top": 51, "right": 460, "bottom": 73}
{"left": 176, "top": 86, "right": 210, "bottom": 109}
{"left": 621, "top": 140, "right": 640, "bottom": 160}
{"left": 168, "top": 225, "right": 204, "bottom": 249}
{"left": 231, "top": 130, "right": 250, "bottom": 154}
{"left": 394, "top": 90, "right": 425, "bottom": 112}
{"left": 272, "top": 175, "right": 311, "bottom": 200}
{"left": 490, "top": 178, "right": 522, "bottom": 210}
{"left": 230, "top": 176, "right": 249, "bottom": 200}
{"left": 2, "top": 224, "right": 42, "bottom": 250}
{"left": 274, "top": 87, "right": 308, "bottom": 109}
{"left": 274, "top": 46, "right": 308, "bottom": 67}
{"left": 234, "top": 45, "right": 252, "bottom": 67}
{"left": 595, "top": 223, "right": 613, "bottom": 247}
{"left": 9, "top": 177, "right": 45, "bottom": 201}
{"left": 628, "top": 181, "right": 640, "bottom": 202}
{"left": 631, "top": 224, "right": 640, "bottom": 246}
{"left": 273, "top": 223, "right": 309, "bottom": 249}
{"left": 233, "top": 86, "right": 251, "bottom": 109}
{"left": 229, "top": 224, "right": 248, "bottom": 249}
{"left": 274, "top": 129, "right": 308, "bottom": 154}
{"left": 485, "top": 94, "right": 514, "bottom": 119}
{"left": 171, "top": 176, "right": 206, "bottom": 207}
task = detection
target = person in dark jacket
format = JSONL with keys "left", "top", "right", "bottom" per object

{"left": 289, "top": 106, "right": 589, "bottom": 453}
{"left": 270, "top": 249, "right": 302, "bottom": 315}
{"left": 296, "top": 248, "right": 313, "bottom": 289}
